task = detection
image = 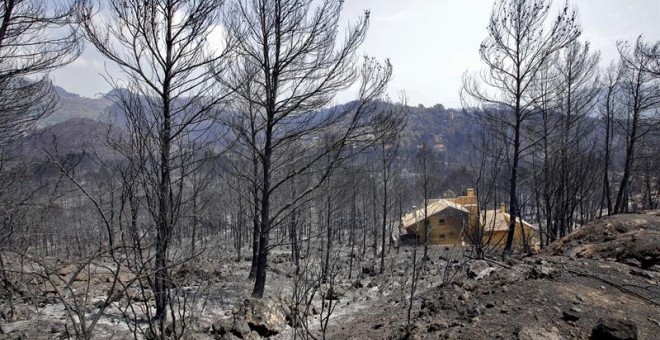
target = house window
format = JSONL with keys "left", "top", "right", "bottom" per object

{"left": 439, "top": 219, "right": 446, "bottom": 225}
{"left": 438, "top": 234, "right": 446, "bottom": 241}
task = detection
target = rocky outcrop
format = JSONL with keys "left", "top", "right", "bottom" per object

{"left": 545, "top": 214, "right": 660, "bottom": 269}
{"left": 591, "top": 317, "right": 638, "bottom": 340}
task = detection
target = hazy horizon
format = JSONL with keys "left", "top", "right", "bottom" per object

{"left": 52, "top": 0, "right": 660, "bottom": 108}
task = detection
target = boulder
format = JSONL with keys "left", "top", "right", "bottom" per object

{"left": 528, "top": 263, "right": 560, "bottom": 280}
{"left": 466, "top": 260, "right": 494, "bottom": 280}
{"left": 590, "top": 317, "right": 638, "bottom": 340}
{"left": 427, "top": 320, "right": 449, "bottom": 332}
{"left": 211, "top": 318, "right": 232, "bottom": 335}
{"left": 211, "top": 317, "right": 254, "bottom": 339}
{"left": 238, "top": 298, "right": 287, "bottom": 336}
{"left": 57, "top": 264, "right": 76, "bottom": 277}
{"left": 232, "top": 317, "right": 252, "bottom": 337}
{"left": 562, "top": 307, "right": 581, "bottom": 322}
{"left": 127, "top": 288, "right": 154, "bottom": 302}
{"left": 0, "top": 305, "right": 33, "bottom": 322}
{"left": 325, "top": 283, "right": 351, "bottom": 300}
{"left": 0, "top": 331, "right": 25, "bottom": 340}
{"left": 361, "top": 265, "right": 376, "bottom": 277}
{"left": 518, "top": 326, "right": 562, "bottom": 340}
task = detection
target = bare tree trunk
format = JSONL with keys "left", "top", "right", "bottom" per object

{"left": 348, "top": 185, "right": 357, "bottom": 280}
{"left": 249, "top": 155, "right": 260, "bottom": 279}
{"left": 323, "top": 185, "right": 333, "bottom": 282}
{"left": 380, "top": 172, "right": 387, "bottom": 274}
{"left": 154, "top": 87, "right": 172, "bottom": 329}
{"left": 504, "top": 118, "right": 521, "bottom": 256}
{"left": 252, "top": 124, "right": 273, "bottom": 298}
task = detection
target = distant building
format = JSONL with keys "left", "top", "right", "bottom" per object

{"left": 401, "top": 198, "right": 469, "bottom": 245}
{"left": 401, "top": 189, "right": 535, "bottom": 248}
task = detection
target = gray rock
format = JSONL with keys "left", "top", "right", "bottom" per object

{"left": 57, "top": 264, "right": 76, "bottom": 277}
{"left": 0, "top": 331, "right": 25, "bottom": 340}
{"left": 591, "top": 317, "right": 638, "bottom": 340}
{"left": 466, "top": 260, "right": 494, "bottom": 280}
{"left": 232, "top": 317, "right": 251, "bottom": 337}
{"left": 528, "top": 264, "right": 560, "bottom": 280}
{"left": 518, "top": 326, "right": 562, "bottom": 340}
{"left": 211, "top": 318, "right": 232, "bottom": 335}
{"left": 562, "top": 308, "right": 580, "bottom": 322}
{"left": 238, "top": 298, "right": 287, "bottom": 336}
{"left": 427, "top": 320, "right": 449, "bottom": 331}
{"left": 325, "top": 283, "right": 351, "bottom": 300}
{"left": 0, "top": 305, "right": 33, "bottom": 322}
{"left": 244, "top": 331, "right": 262, "bottom": 340}
{"left": 127, "top": 288, "right": 154, "bottom": 302}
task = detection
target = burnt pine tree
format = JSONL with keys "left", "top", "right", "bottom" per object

{"left": 613, "top": 38, "right": 660, "bottom": 214}
{"left": 77, "top": 0, "right": 233, "bottom": 336}
{"left": 374, "top": 102, "right": 406, "bottom": 273}
{"left": 220, "top": 0, "right": 393, "bottom": 298}
{"left": 462, "top": 0, "right": 580, "bottom": 255}
{"left": 0, "top": 0, "right": 80, "bottom": 327}
{"left": 0, "top": 0, "right": 81, "bottom": 149}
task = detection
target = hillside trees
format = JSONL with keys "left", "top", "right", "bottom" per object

{"left": 414, "top": 143, "right": 441, "bottom": 261}
{"left": 0, "top": 0, "right": 81, "bottom": 320}
{"left": 0, "top": 0, "right": 81, "bottom": 244}
{"left": 0, "top": 0, "right": 81, "bottom": 150}
{"left": 77, "top": 0, "right": 233, "bottom": 336}
{"left": 219, "top": 0, "right": 393, "bottom": 298}
{"left": 598, "top": 63, "right": 623, "bottom": 216}
{"left": 613, "top": 37, "right": 660, "bottom": 214}
{"left": 373, "top": 101, "right": 406, "bottom": 273}
{"left": 462, "top": 0, "right": 580, "bottom": 255}
{"left": 536, "top": 41, "right": 601, "bottom": 240}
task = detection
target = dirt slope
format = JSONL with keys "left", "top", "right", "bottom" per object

{"left": 330, "top": 214, "right": 660, "bottom": 340}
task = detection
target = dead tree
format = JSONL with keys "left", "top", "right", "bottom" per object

{"left": 414, "top": 143, "right": 440, "bottom": 261}
{"left": 374, "top": 102, "right": 406, "bottom": 273}
{"left": 545, "top": 40, "right": 600, "bottom": 238}
{"left": 599, "top": 63, "right": 623, "bottom": 216}
{"left": 0, "top": 0, "right": 81, "bottom": 240}
{"left": 77, "top": 0, "right": 233, "bottom": 336}
{"left": 467, "top": 127, "right": 507, "bottom": 255}
{"left": 462, "top": 0, "right": 580, "bottom": 255}
{"left": 0, "top": 0, "right": 81, "bottom": 150}
{"left": 219, "top": 0, "right": 392, "bottom": 298}
{"left": 613, "top": 38, "right": 660, "bottom": 214}
{"left": 0, "top": 0, "right": 80, "bottom": 324}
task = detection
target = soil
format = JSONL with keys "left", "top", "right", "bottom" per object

{"left": 328, "top": 213, "right": 660, "bottom": 340}
{"left": 1, "top": 213, "right": 659, "bottom": 339}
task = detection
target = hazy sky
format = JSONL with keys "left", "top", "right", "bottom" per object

{"left": 52, "top": 0, "right": 660, "bottom": 108}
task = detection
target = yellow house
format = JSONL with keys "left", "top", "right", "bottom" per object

{"left": 401, "top": 199, "right": 470, "bottom": 245}
{"left": 402, "top": 189, "right": 535, "bottom": 248}
{"left": 468, "top": 203, "right": 535, "bottom": 248}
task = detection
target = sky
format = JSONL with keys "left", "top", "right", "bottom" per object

{"left": 51, "top": 0, "right": 660, "bottom": 108}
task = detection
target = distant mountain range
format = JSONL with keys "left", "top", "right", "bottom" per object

{"left": 40, "top": 86, "right": 115, "bottom": 126}
{"left": 31, "top": 86, "right": 474, "bottom": 165}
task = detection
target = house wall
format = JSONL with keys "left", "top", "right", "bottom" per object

{"left": 413, "top": 214, "right": 465, "bottom": 245}
{"left": 448, "top": 191, "right": 479, "bottom": 230}
{"left": 481, "top": 223, "right": 534, "bottom": 248}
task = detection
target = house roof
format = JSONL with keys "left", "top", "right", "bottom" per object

{"left": 401, "top": 199, "right": 469, "bottom": 229}
{"left": 479, "top": 209, "right": 535, "bottom": 232}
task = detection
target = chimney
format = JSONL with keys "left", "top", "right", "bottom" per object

{"left": 466, "top": 188, "right": 475, "bottom": 197}
{"left": 500, "top": 203, "right": 506, "bottom": 213}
